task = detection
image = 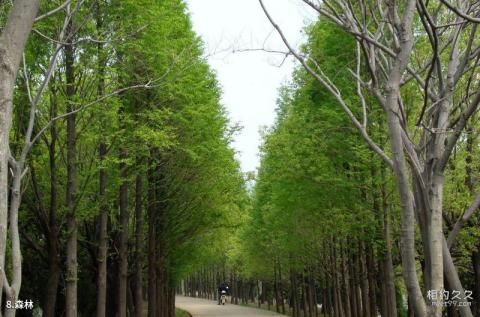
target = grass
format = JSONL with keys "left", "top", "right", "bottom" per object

{"left": 175, "top": 308, "right": 191, "bottom": 317}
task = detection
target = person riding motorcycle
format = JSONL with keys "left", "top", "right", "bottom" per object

{"left": 217, "top": 282, "right": 229, "bottom": 305}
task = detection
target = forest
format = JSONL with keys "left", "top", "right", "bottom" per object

{"left": 0, "top": 0, "right": 480, "bottom": 317}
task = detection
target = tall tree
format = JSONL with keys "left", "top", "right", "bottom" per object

{"left": 259, "top": 1, "right": 480, "bottom": 315}
{"left": 0, "top": 1, "right": 41, "bottom": 308}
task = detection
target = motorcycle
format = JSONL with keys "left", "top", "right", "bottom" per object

{"left": 220, "top": 290, "right": 227, "bottom": 305}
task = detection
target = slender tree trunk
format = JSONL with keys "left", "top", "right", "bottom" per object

{"left": 324, "top": 286, "right": 332, "bottom": 317}
{"left": 301, "top": 274, "right": 308, "bottom": 317}
{"left": 366, "top": 244, "right": 377, "bottom": 316}
{"left": 309, "top": 273, "right": 315, "bottom": 317}
{"left": 353, "top": 251, "right": 362, "bottom": 316}
{"left": 45, "top": 242, "right": 61, "bottom": 317}
{"left": 312, "top": 272, "right": 318, "bottom": 317}
{"left": 383, "top": 215, "right": 397, "bottom": 316}
{"left": 341, "top": 243, "right": 351, "bottom": 317}
{"left": 156, "top": 266, "right": 164, "bottom": 317}
{"left": 44, "top": 95, "right": 61, "bottom": 317}
{"left": 96, "top": 7, "right": 108, "bottom": 314}
{"left": 291, "top": 270, "right": 300, "bottom": 317}
{"left": 134, "top": 170, "right": 144, "bottom": 317}
{"left": 148, "top": 162, "right": 157, "bottom": 317}
{"left": 4, "top": 159, "right": 23, "bottom": 317}
{"left": 377, "top": 257, "right": 388, "bottom": 317}
{"left": 348, "top": 257, "right": 357, "bottom": 317}
{"left": 383, "top": 2, "right": 427, "bottom": 315}
{"left": 274, "top": 264, "right": 280, "bottom": 313}
{"left": 258, "top": 280, "right": 261, "bottom": 307}
{"left": 117, "top": 147, "right": 129, "bottom": 317}
{"left": 472, "top": 250, "right": 480, "bottom": 316}
{"left": 0, "top": 0, "right": 41, "bottom": 308}
{"left": 96, "top": 140, "right": 108, "bottom": 317}
{"left": 381, "top": 175, "right": 398, "bottom": 317}
{"left": 360, "top": 241, "right": 371, "bottom": 317}
{"left": 65, "top": 20, "right": 78, "bottom": 317}
{"left": 279, "top": 263, "right": 286, "bottom": 314}
{"left": 385, "top": 80, "right": 426, "bottom": 317}
{"left": 331, "top": 244, "right": 341, "bottom": 317}
{"left": 428, "top": 140, "right": 446, "bottom": 317}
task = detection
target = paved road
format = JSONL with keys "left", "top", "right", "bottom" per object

{"left": 176, "top": 296, "right": 286, "bottom": 317}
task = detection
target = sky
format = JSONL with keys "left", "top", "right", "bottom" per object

{"left": 185, "top": 0, "right": 315, "bottom": 172}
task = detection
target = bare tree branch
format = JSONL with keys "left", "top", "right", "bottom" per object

{"left": 447, "top": 192, "right": 480, "bottom": 249}
{"left": 439, "top": 0, "right": 480, "bottom": 23}
{"left": 30, "top": 83, "right": 156, "bottom": 148}
{"left": 438, "top": 89, "right": 480, "bottom": 171}
{"left": 259, "top": 0, "right": 394, "bottom": 169}
{"left": 35, "top": 0, "right": 72, "bottom": 22}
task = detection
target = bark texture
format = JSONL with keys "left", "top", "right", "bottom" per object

{"left": 65, "top": 20, "right": 78, "bottom": 317}
{"left": 117, "top": 147, "right": 129, "bottom": 317}
{"left": 0, "top": 0, "right": 41, "bottom": 309}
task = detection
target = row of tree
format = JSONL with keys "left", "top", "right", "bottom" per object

{"left": 3, "top": 0, "right": 480, "bottom": 316}
{"left": 1, "top": 1, "right": 246, "bottom": 316}
{"left": 184, "top": 1, "right": 480, "bottom": 316}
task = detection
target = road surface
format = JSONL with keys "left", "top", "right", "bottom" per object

{"left": 176, "top": 296, "right": 286, "bottom": 317}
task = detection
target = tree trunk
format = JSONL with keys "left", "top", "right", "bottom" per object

{"left": 385, "top": 75, "right": 426, "bottom": 317}
{"left": 367, "top": 245, "right": 377, "bottom": 316}
{"left": 472, "top": 250, "right": 480, "bottom": 317}
{"left": 293, "top": 272, "right": 300, "bottom": 317}
{"left": 324, "top": 286, "right": 333, "bottom": 317}
{"left": 274, "top": 264, "right": 280, "bottom": 313}
{"left": 134, "top": 171, "right": 144, "bottom": 317}
{"left": 278, "top": 263, "right": 286, "bottom": 314}
{"left": 408, "top": 296, "right": 415, "bottom": 317}
{"left": 384, "top": 2, "right": 427, "bottom": 315}
{"left": 0, "top": 0, "right": 41, "bottom": 308}
{"left": 308, "top": 274, "right": 314, "bottom": 317}
{"left": 352, "top": 251, "right": 362, "bottom": 316}
{"left": 300, "top": 274, "right": 306, "bottom": 317}
{"left": 65, "top": 20, "right": 78, "bottom": 317}
{"left": 96, "top": 7, "right": 108, "bottom": 313}
{"left": 443, "top": 238, "right": 474, "bottom": 317}
{"left": 381, "top": 172, "right": 398, "bottom": 317}
{"left": 341, "top": 244, "right": 351, "bottom": 317}
{"left": 96, "top": 140, "right": 108, "bottom": 317}
{"left": 331, "top": 243, "right": 341, "bottom": 317}
{"left": 156, "top": 268, "right": 163, "bottom": 317}
{"left": 148, "top": 162, "right": 157, "bottom": 317}
{"left": 377, "top": 257, "right": 388, "bottom": 317}
{"left": 4, "top": 161, "right": 23, "bottom": 317}
{"left": 45, "top": 248, "right": 61, "bottom": 317}
{"left": 311, "top": 272, "right": 318, "bottom": 317}
{"left": 360, "top": 241, "right": 371, "bottom": 317}
{"left": 45, "top": 97, "right": 61, "bottom": 317}
{"left": 117, "top": 147, "right": 129, "bottom": 317}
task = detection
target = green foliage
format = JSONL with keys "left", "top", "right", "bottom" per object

{"left": 13, "top": 0, "right": 247, "bottom": 312}
{"left": 175, "top": 308, "right": 191, "bottom": 317}
{"left": 234, "top": 21, "right": 386, "bottom": 279}
{"left": 9, "top": 1, "right": 480, "bottom": 314}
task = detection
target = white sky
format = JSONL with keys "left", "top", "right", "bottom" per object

{"left": 185, "top": 0, "right": 315, "bottom": 172}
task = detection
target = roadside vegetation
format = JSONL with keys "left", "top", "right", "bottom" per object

{"left": 0, "top": 1, "right": 480, "bottom": 317}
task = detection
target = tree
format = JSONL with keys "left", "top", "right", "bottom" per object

{"left": 0, "top": 1, "right": 41, "bottom": 310}
{"left": 5, "top": 1, "right": 247, "bottom": 317}
{"left": 259, "top": 1, "right": 480, "bottom": 315}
